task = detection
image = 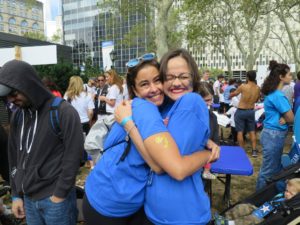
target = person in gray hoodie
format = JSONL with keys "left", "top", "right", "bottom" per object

{"left": 0, "top": 60, "right": 84, "bottom": 225}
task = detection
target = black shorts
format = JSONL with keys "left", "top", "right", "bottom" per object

{"left": 234, "top": 109, "right": 255, "bottom": 132}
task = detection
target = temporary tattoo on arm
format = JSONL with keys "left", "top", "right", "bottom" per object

{"left": 155, "top": 135, "right": 169, "bottom": 148}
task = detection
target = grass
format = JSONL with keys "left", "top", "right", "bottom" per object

{"left": 210, "top": 127, "right": 294, "bottom": 213}
{"left": 1, "top": 128, "right": 293, "bottom": 225}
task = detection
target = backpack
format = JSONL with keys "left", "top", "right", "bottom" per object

{"left": 52, "top": 97, "right": 131, "bottom": 164}
{"left": 84, "top": 115, "right": 131, "bottom": 164}
{"left": 49, "top": 97, "right": 64, "bottom": 138}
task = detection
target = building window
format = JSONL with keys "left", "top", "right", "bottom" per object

{"left": 21, "top": 20, "right": 28, "bottom": 27}
{"left": 32, "top": 23, "right": 39, "bottom": 30}
{"left": 8, "top": 17, "right": 16, "bottom": 25}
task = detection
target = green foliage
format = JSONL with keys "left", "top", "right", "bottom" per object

{"left": 23, "top": 31, "right": 47, "bottom": 41}
{"left": 83, "top": 57, "right": 102, "bottom": 80}
{"left": 166, "top": 7, "right": 183, "bottom": 49}
{"left": 51, "top": 29, "right": 62, "bottom": 43}
{"left": 97, "top": 0, "right": 178, "bottom": 55}
{"left": 34, "top": 59, "right": 79, "bottom": 93}
{"left": 199, "top": 67, "right": 224, "bottom": 80}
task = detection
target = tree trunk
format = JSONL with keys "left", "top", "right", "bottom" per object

{"left": 155, "top": 0, "right": 173, "bottom": 59}
{"left": 278, "top": 7, "right": 300, "bottom": 71}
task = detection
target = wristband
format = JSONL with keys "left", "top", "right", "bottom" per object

{"left": 120, "top": 116, "right": 132, "bottom": 126}
{"left": 12, "top": 197, "right": 21, "bottom": 201}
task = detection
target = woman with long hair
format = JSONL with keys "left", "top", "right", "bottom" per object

{"left": 256, "top": 60, "right": 294, "bottom": 190}
{"left": 64, "top": 76, "right": 94, "bottom": 135}
{"left": 99, "top": 69, "right": 123, "bottom": 115}
{"left": 116, "top": 49, "right": 218, "bottom": 224}
{"left": 83, "top": 53, "right": 219, "bottom": 225}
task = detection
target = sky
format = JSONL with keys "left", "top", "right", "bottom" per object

{"left": 37, "top": 0, "right": 60, "bottom": 21}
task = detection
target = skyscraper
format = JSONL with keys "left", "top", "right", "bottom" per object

{"left": 62, "top": 0, "right": 153, "bottom": 73}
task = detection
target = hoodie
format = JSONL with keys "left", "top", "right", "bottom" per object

{"left": 0, "top": 60, "right": 84, "bottom": 200}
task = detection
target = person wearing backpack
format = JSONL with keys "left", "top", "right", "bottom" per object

{"left": 0, "top": 60, "right": 84, "bottom": 225}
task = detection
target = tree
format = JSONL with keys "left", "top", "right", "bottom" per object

{"left": 184, "top": 0, "right": 272, "bottom": 72}
{"left": 34, "top": 59, "right": 78, "bottom": 93}
{"left": 97, "top": 0, "right": 180, "bottom": 59}
{"left": 228, "top": 0, "right": 272, "bottom": 71}
{"left": 23, "top": 31, "right": 47, "bottom": 41}
{"left": 273, "top": 0, "right": 300, "bottom": 70}
{"left": 184, "top": 0, "right": 233, "bottom": 76}
{"left": 51, "top": 29, "right": 62, "bottom": 44}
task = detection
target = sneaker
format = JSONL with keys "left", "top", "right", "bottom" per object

{"left": 202, "top": 171, "right": 217, "bottom": 180}
{"left": 252, "top": 149, "right": 258, "bottom": 158}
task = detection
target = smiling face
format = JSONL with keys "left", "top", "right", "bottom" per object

{"left": 163, "top": 56, "right": 193, "bottom": 101}
{"left": 133, "top": 65, "right": 164, "bottom": 106}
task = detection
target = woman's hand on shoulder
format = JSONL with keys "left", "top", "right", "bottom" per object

{"left": 114, "top": 100, "right": 133, "bottom": 124}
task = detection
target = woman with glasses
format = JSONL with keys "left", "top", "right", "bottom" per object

{"left": 119, "top": 49, "right": 214, "bottom": 225}
{"left": 99, "top": 69, "right": 123, "bottom": 115}
{"left": 116, "top": 49, "right": 218, "bottom": 224}
{"left": 83, "top": 52, "right": 219, "bottom": 225}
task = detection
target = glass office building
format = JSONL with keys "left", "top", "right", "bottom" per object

{"left": 62, "top": 0, "right": 153, "bottom": 73}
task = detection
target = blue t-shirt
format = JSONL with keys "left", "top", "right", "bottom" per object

{"left": 85, "top": 98, "right": 167, "bottom": 217}
{"left": 295, "top": 107, "right": 300, "bottom": 144}
{"left": 224, "top": 84, "right": 236, "bottom": 104}
{"left": 263, "top": 90, "right": 291, "bottom": 131}
{"left": 145, "top": 93, "right": 211, "bottom": 225}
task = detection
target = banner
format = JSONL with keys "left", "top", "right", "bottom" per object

{"left": 102, "top": 41, "right": 114, "bottom": 71}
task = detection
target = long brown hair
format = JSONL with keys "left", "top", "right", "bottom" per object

{"left": 105, "top": 69, "right": 123, "bottom": 93}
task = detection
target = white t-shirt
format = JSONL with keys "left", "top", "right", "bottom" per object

{"left": 83, "top": 84, "right": 96, "bottom": 95}
{"left": 226, "top": 96, "right": 240, "bottom": 127}
{"left": 213, "top": 80, "right": 220, "bottom": 96}
{"left": 64, "top": 92, "right": 95, "bottom": 123}
{"left": 106, "top": 84, "right": 123, "bottom": 113}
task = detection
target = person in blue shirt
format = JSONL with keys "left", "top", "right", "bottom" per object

{"left": 256, "top": 60, "right": 294, "bottom": 191}
{"left": 116, "top": 49, "right": 216, "bottom": 225}
{"left": 83, "top": 54, "right": 219, "bottom": 225}
{"left": 223, "top": 78, "right": 236, "bottom": 112}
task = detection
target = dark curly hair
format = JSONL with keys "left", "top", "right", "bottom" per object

{"left": 261, "top": 60, "right": 290, "bottom": 96}
{"left": 126, "top": 59, "right": 160, "bottom": 99}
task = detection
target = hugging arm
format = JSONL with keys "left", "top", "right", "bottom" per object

{"left": 115, "top": 101, "right": 219, "bottom": 180}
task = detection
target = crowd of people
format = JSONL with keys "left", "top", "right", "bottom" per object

{"left": 0, "top": 48, "right": 299, "bottom": 225}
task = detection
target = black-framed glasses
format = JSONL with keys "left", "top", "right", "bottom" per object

{"left": 165, "top": 73, "right": 192, "bottom": 82}
{"left": 126, "top": 53, "right": 156, "bottom": 68}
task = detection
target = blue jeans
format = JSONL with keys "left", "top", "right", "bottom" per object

{"left": 256, "top": 128, "right": 288, "bottom": 191}
{"left": 24, "top": 188, "right": 77, "bottom": 225}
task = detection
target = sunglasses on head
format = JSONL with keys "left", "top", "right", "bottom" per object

{"left": 126, "top": 53, "right": 156, "bottom": 68}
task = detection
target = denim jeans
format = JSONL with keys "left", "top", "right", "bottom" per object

{"left": 24, "top": 188, "right": 77, "bottom": 225}
{"left": 256, "top": 128, "right": 288, "bottom": 191}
